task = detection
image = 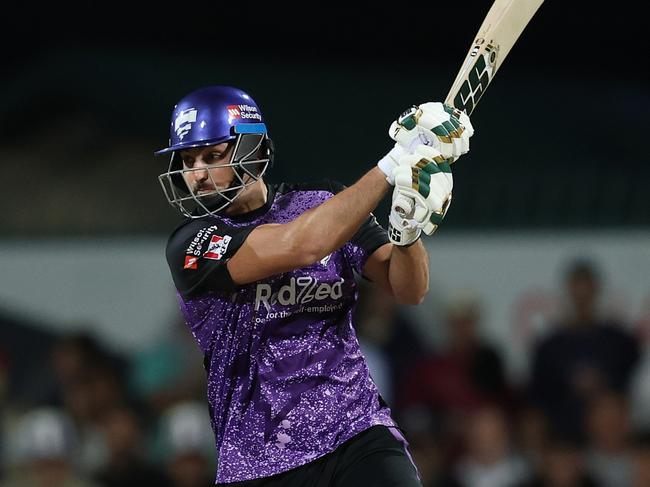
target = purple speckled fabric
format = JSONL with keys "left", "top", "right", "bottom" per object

{"left": 166, "top": 181, "right": 394, "bottom": 483}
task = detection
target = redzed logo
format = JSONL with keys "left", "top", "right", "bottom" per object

{"left": 183, "top": 255, "right": 199, "bottom": 270}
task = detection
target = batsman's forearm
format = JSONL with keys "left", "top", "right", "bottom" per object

{"left": 291, "top": 167, "right": 390, "bottom": 260}
{"left": 389, "top": 240, "right": 430, "bottom": 305}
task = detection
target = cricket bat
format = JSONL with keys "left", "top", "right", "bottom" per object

{"left": 445, "top": 0, "right": 545, "bottom": 115}
{"left": 392, "top": 0, "right": 544, "bottom": 227}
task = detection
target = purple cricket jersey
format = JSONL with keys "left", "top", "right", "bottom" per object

{"left": 165, "top": 180, "right": 396, "bottom": 483}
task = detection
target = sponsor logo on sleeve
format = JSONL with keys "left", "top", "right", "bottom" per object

{"left": 203, "top": 235, "right": 232, "bottom": 260}
{"left": 185, "top": 225, "right": 219, "bottom": 256}
{"left": 183, "top": 255, "right": 199, "bottom": 270}
{"left": 182, "top": 225, "right": 221, "bottom": 270}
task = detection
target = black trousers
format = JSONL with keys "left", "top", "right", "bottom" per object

{"left": 219, "top": 425, "right": 422, "bottom": 487}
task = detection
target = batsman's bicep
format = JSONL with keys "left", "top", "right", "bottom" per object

{"left": 361, "top": 243, "right": 395, "bottom": 298}
{"left": 227, "top": 223, "right": 314, "bottom": 285}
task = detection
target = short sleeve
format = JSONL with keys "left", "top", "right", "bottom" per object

{"left": 166, "top": 220, "right": 254, "bottom": 298}
{"left": 351, "top": 213, "right": 390, "bottom": 257}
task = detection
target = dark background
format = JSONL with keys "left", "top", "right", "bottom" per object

{"left": 1, "top": 2, "right": 647, "bottom": 235}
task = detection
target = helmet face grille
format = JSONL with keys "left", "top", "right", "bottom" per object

{"left": 155, "top": 86, "right": 274, "bottom": 218}
{"left": 158, "top": 134, "right": 272, "bottom": 218}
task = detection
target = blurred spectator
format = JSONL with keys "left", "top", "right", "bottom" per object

{"left": 629, "top": 347, "right": 650, "bottom": 431}
{"left": 451, "top": 406, "right": 529, "bottom": 487}
{"left": 158, "top": 402, "right": 215, "bottom": 487}
{"left": 129, "top": 319, "right": 206, "bottom": 414}
{"left": 397, "top": 292, "right": 510, "bottom": 444}
{"left": 530, "top": 258, "right": 640, "bottom": 442}
{"left": 522, "top": 435, "right": 597, "bottom": 487}
{"left": 58, "top": 361, "right": 130, "bottom": 473}
{"left": 46, "top": 333, "right": 130, "bottom": 474}
{"left": 584, "top": 392, "right": 634, "bottom": 487}
{"left": 515, "top": 405, "right": 550, "bottom": 474}
{"left": 93, "top": 406, "right": 169, "bottom": 487}
{"left": 33, "top": 332, "right": 129, "bottom": 411}
{"left": 0, "top": 311, "right": 59, "bottom": 409}
{"left": 631, "top": 432, "right": 650, "bottom": 487}
{"left": 2, "top": 407, "right": 99, "bottom": 487}
{"left": 0, "top": 347, "right": 8, "bottom": 403}
{"left": 0, "top": 347, "right": 8, "bottom": 474}
{"left": 51, "top": 334, "right": 107, "bottom": 394}
{"left": 354, "top": 280, "right": 425, "bottom": 406}
{"left": 61, "top": 364, "right": 125, "bottom": 425}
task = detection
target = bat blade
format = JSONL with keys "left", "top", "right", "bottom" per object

{"left": 445, "top": 0, "right": 545, "bottom": 115}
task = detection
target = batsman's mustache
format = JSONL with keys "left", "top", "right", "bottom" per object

{"left": 193, "top": 183, "right": 217, "bottom": 193}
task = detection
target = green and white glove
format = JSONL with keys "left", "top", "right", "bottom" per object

{"left": 388, "top": 190, "right": 422, "bottom": 246}
{"left": 388, "top": 144, "right": 453, "bottom": 246}
{"left": 390, "top": 102, "right": 473, "bottom": 163}
{"left": 378, "top": 102, "right": 473, "bottom": 185}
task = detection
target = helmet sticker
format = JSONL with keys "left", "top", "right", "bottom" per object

{"left": 175, "top": 108, "right": 198, "bottom": 140}
{"left": 227, "top": 104, "right": 262, "bottom": 122}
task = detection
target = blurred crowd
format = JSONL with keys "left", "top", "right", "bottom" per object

{"left": 1, "top": 258, "right": 649, "bottom": 487}
{"left": 0, "top": 321, "right": 214, "bottom": 487}
{"left": 354, "top": 259, "right": 649, "bottom": 487}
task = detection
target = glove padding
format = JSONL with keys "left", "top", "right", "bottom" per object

{"left": 388, "top": 144, "right": 453, "bottom": 245}
{"left": 378, "top": 102, "right": 472, "bottom": 185}
{"left": 390, "top": 102, "right": 473, "bottom": 163}
{"left": 388, "top": 190, "right": 422, "bottom": 246}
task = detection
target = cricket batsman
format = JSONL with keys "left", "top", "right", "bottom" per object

{"left": 155, "top": 86, "right": 473, "bottom": 486}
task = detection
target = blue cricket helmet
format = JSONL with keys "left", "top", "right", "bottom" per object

{"left": 155, "top": 85, "right": 269, "bottom": 156}
{"left": 156, "top": 86, "right": 275, "bottom": 218}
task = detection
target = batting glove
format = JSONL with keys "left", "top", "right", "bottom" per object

{"left": 392, "top": 102, "right": 473, "bottom": 162}
{"left": 378, "top": 102, "right": 473, "bottom": 185}
{"left": 388, "top": 144, "right": 453, "bottom": 246}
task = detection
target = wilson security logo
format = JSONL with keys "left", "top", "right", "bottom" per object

{"left": 227, "top": 104, "right": 262, "bottom": 122}
{"left": 255, "top": 277, "right": 344, "bottom": 312}
{"left": 185, "top": 225, "right": 219, "bottom": 257}
{"left": 183, "top": 255, "right": 199, "bottom": 270}
{"left": 174, "top": 108, "right": 198, "bottom": 140}
{"left": 182, "top": 225, "right": 219, "bottom": 270}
